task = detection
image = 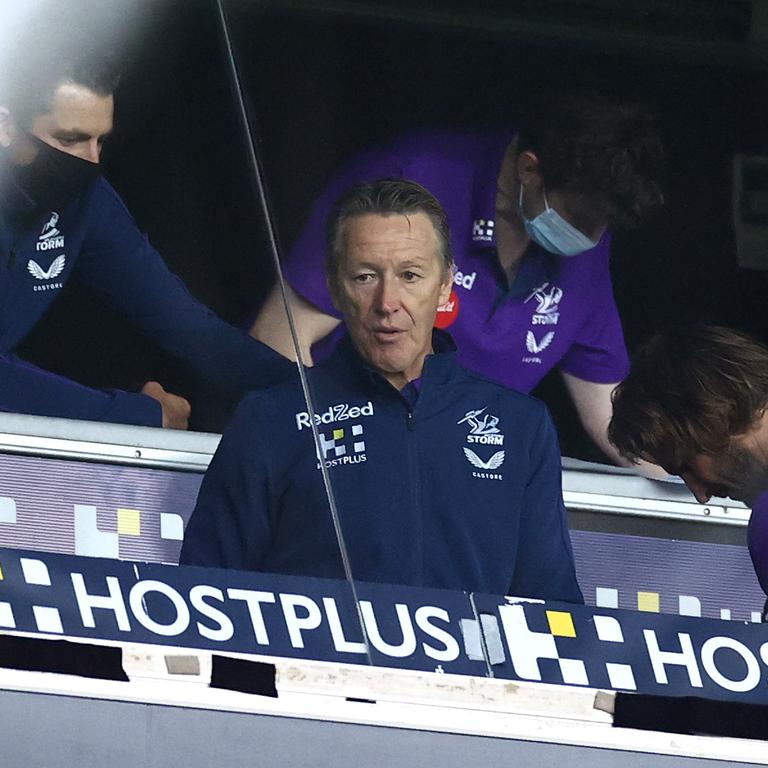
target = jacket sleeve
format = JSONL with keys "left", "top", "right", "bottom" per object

{"left": 179, "top": 393, "right": 274, "bottom": 569}
{"left": 75, "top": 179, "right": 295, "bottom": 396}
{"left": 0, "top": 352, "right": 161, "bottom": 426}
{"left": 508, "top": 404, "right": 584, "bottom": 604}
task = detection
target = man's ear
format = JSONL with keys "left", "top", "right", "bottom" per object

{"left": 438, "top": 264, "right": 454, "bottom": 306}
{"left": 0, "top": 107, "right": 15, "bottom": 148}
{"left": 516, "top": 149, "right": 543, "bottom": 195}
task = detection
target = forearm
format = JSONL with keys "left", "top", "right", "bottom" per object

{"left": 249, "top": 283, "right": 314, "bottom": 363}
{"left": 249, "top": 283, "right": 340, "bottom": 365}
{"left": 591, "top": 427, "right": 668, "bottom": 478}
{"left": 580, "top": 409, "right": 631, "bottom": 466}
{"left": 561, "top": 372, "right": 668, "bottom": 478}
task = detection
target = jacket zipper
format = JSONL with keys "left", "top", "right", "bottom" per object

{"left": 404, "top": 406, "right": 423, "bottom": 579}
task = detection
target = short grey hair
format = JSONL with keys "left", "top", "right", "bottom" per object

{"left": 325, "top": 177, "right": 453, "bottom": 287}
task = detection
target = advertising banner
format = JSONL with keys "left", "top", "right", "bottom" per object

{"left": 0, "top": 452, "right": 764, "bottom": 623}
{"left": 1, "top": 547, "right": 768, "bottom": 705}
{"left": 0, "top": 547, "right": 483, "bottom": 677}
{"left": 473, "top": 593, "right": 768, "bottom": 705}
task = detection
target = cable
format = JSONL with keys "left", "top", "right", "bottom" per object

{"left": 214, "top": 0, "right": 372, "bottom": 665}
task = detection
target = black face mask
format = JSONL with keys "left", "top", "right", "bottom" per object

{"left": 11, "top": 133, "right": 101, "bottom": 211}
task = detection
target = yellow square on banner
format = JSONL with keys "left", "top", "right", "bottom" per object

{"left": 0, "top": 563, "right": 4, "bottom": 580}
{"left": 546, "top": 610, "right": 576, "bottom": 638}
{"left": 333, "top": 429, "right": 344, "bottom": 440}
{"left": 117, "top": 508, "right": 141, "bottom": 536}
{"left": 637, "top": 591, "right": 660, "bottom": 612}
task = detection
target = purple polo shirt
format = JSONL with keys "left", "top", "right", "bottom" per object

{"left": 748, "top": 492, "right": 768, "bottom": 595}
{"left": 282, "top": 128, "right": 629, "bottom": 392}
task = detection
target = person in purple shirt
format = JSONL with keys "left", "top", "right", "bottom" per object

{"left": 251, "top": 92, "right": 664, "bottom": 466}
{"left": 608, "top": 325, "right": 768, "bottom": 596}
{"left": 0, "top": 36, "right": 293, "bottom": 428}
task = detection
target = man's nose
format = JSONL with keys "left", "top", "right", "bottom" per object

{"left": 84, "top": 139, "right": 101, "bottom": 164}
{"left": 682, "top": 474, "right": 712, "bottom": 504}
{"left": 374, "top": 277, "right": 401, "bottom": 314}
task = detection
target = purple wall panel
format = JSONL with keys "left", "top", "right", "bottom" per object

{"left": 571, "top": 530, "right": 765, "bottom": 622}
{"left": 0, "top": 453, "right": 201, "bottom": 564}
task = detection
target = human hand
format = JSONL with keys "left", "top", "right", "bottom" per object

{"left": 141, "top": 381, "right": 191, "bottom": 430}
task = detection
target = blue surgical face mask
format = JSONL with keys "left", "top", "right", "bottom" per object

{"left": 519, "top": 185, "right": 600, "bottom": 257}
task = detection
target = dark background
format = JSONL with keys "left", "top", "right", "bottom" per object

{"left": 14, "top": 0, "right": 768, "bottom": 452}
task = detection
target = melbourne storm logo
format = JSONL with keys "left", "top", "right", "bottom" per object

{"left": 458, "top": 408, "right": 504, "bottom": 444}
{"left": 458, "top": 407, "right": 505, "bottom": 480}
{"left": 37, "top": 212, "right": 65, "bottom": 251}
{"left": 458, "top": 407, "right": 501, "bottom": 437}
{"left": 29, "top": 211, "right": 66, "bottom": 292}
{"left": 526, "top": 282, "right": 563, "bottom": 325}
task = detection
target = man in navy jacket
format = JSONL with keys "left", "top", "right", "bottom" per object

{"left": 181, "top": 179, "right": 582, "bottom": 601}
{"left": 0, "top": 44, "right": 293, "bottom": 428}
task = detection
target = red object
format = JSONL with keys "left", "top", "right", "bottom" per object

{"left": 434, "top": 290, "right": 460, "bottom": 329}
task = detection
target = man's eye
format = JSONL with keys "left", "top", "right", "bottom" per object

{"left": 353, "top": 273, "right": 375, "bottom": 283}
{"left": 402, "top": 271, "right": 421, "bottom": 282}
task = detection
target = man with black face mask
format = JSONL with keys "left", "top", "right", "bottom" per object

{"left": 0, "top": 48, "right": 293, "bottom": 428}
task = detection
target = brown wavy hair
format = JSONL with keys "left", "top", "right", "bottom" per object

{"left": 516, "top": 90, "right": 664, "bottom": 229}
{"left": 609, "top": 325, "right": 768, "bottom": 471}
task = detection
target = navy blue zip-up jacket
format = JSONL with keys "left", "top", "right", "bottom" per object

{"left": 180, "top": 335, "right": 583, "bottom": 602}
{"left": 0, "top": 170, "right": 293, "bottom": 425}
